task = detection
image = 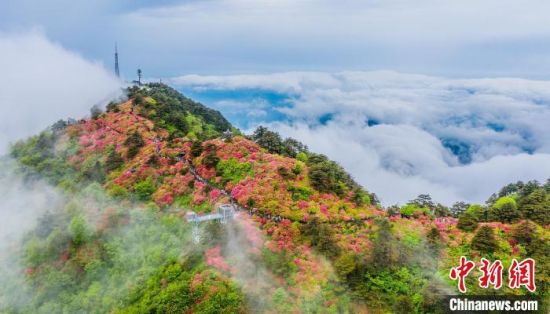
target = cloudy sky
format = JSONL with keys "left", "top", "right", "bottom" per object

{"left": 1, "top": 0, "right": 549, "bottom": 205}
{"left": 2, "top": 0, "right": 550, "bottom": 78}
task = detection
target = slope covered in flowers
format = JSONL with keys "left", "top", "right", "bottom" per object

{"left": 63, "top": 93, "right": 381, "bottom": 223}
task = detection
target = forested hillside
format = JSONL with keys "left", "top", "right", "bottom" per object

{"left": 1, "top": 84, "right": 548, "bottom": 313}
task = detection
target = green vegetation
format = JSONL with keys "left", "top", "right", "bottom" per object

{"left": 250, "top": 125, "right": 379, "bottom": 205}
{"left": 451, "top": 196, "right": 547, "bottom": 233}
{"left": 10, "top": 130, "right": 80, "bottom": 188}
{"left": 119, "top": 262, "right": 244, "bottom": 314}
{"left": 203, "top": 147, "right": 221, "bottom": 169}
{"left": 486, "top": 180, "right": 550, "bottom": 225}
{"left": 124, "top": 131, "right": 145, "bottom": 159}
{"left": 133, "top": 178, "right": 156, "bottom": 201}
{"left": 250, "top": 126, "right": 307, "bottom": 158}
{"left": 400, "top": 204, "right": 430, "bottom": 218}
{"left": 0, "top": 187, "right": 245, "bottom": 313}
{"left": 470, "top": 226, "right": 498, "bottom": 253}
{"left": 520, "top": 188, "right": 550, "bottom": 225}
{"left": 216, "top": 158, "right": 253, "bottom": 183}
{"left": 90, "top": 105, "right": 103, "bottom": 120}
{"left": 127, "top": 83, "right": 232, "bottom": 139}
{"left": 307, "top": 153, "right": 361, "bottom": 197}
{"left": 105, "top": 146, "right": 124, "bottom": 172}
{"left": 465, "top": 204, "right": 485, "bottom": 220}
{"left": 457, "top": 211, "right": 479, "bottom": 231}
{"left": 300, "top": 218, "right": 341, "bottom": 258}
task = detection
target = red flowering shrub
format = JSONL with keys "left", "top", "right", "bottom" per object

{"left": 205, "top": 246, "right": 232, "bottom": 273}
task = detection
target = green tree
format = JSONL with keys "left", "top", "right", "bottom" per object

{"left": 251, "top": 126, "right": 284, "bottom": 154}
{"left": 107, "top": 184, "right": 128, "bottom": 199}
{"left": 300, "top": 218, "right": 341, "bottom": 259}
{"left": 465, "top": 204, "right": 486, "bottom": 221}
{"left": 410, "top": 194, "right": 434, "bottom": 209}
{"left": 83, "top": 160, "right": 105, "bottom": 183}
{"left": 90, "top": 105, "right": 103, "bottom": 120}
{"left": 136, "top": 83, "right": 231, "bottom": 135}
{"left": 512, "top": 220, "right": 538, "bottom": 246}
{"left": 216, "top": 158, "right": 253, "bottom": 183}
{"left": 316, "top": 223, "right": 341, "bottom": 259}
{"left": 519, "top": 189, "right": 549, "bottom": 225}
{"left": 51, "top": 119, "right": 68, "bottom": 132}
{"left": 490, "top": 199, "right": 520, "bottom": 223}
{"left": 308, "top": 161, "right": 343, "bottom": 195}
{"left": 69, "top": 215, "right": 91, "bottom": 247}
{"left": 134, "top": 178, "right": 156, "bottom": 201}
{"left": 471, "top": 226, "right": 498, "bottom": 253}
{"left": 203, "top": 151, "right": 220, "bottom": 168}
{"left": 400, "top": 204, "right": 429, "bottom": 218}
{"left": 106, "top": 101, "right": 120, "bottom": 113}
{"left": 191, "top": 141, "right": 203, "bottom": 157}
{"left": 105, "top": 147, "right": 124, "bottom": 172}
{"left": 493, "top": 196, "right": 517, "bottom": 209}
{"left": 281, "top": 137, "right": 308, "bottom": 158}
{"left": 272, "top": 288, "right": 292, "bottom": 313}
{"left": 306, "top": 153, "right": 364, "bottom": 197}
{"left": 296, "top": 151, "right": 308, "bottom": 162}
{"left": 450, "top": 201, "right": 469, "bottom": 217}
{"left": 371, "top": 219, "right": 400, "bottom": 269}
{"left": 427, "top": 226, "right": 441, "bottom": 251}
{"left": 335, "top": 253, "right": 356, "bottom": 278}
{"left": 124, "top": 131, "right": 145, "bottom": 159}
{"left": 351, "top": 188, "right": 371, "bottom": 206}
{"left": 457, "top": 211, "right": 478, "bottom": 232}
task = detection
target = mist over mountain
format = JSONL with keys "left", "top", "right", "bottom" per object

{"left": 0, "top": 31, "right": 121, "bottom": 154}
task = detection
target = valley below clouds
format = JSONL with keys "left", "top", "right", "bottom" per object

{"left": 172, "top": 71, "right": 550, "bottom": 205}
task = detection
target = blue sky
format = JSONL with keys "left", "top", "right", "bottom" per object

{"left": 2, "top": 0, "right": 550, "bottom": 79}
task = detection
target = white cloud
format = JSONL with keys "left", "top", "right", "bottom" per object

{"left": 271, "top": 121, "right": 550, "bottom": 205}
{"left": 0, "top": 161, "right": 64, "bottom": 255}
{"left": 173, "top": 71, "right": 550, "bottom": 205}
{"left": 0, "top": 31, "right": 122, "bottom": 153}
{"left": 173, "top": 72, "right": 339, "bottom": 94}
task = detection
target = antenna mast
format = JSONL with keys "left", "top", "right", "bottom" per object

{"left": 114, "top": 43, "right": 120, "bottom": 78}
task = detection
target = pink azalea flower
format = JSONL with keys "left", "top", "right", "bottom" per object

{"left": 298, "top": 200, "right": 309, "bottom": 209}
{"left": 209, "top": 189, "right": 221, "bottom": 200}
{"left": 205, "top": 246, "right": 232, "bottom": 272}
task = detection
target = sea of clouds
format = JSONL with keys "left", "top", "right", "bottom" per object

{"left": 172, "top": 71, "right": 550, "bottom": 205}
